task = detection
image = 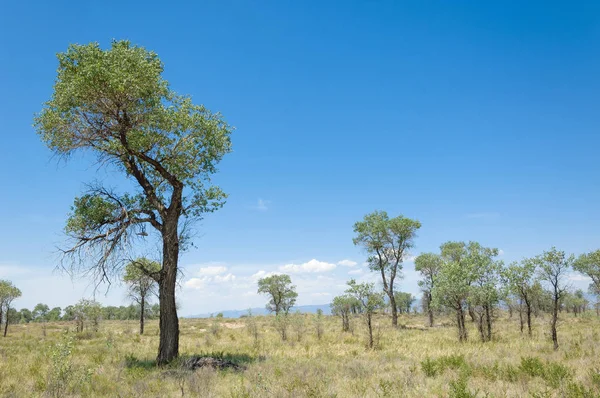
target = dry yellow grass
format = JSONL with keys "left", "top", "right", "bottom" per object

{"left": 0, "top": 312, "right": 598, "bottom": 397}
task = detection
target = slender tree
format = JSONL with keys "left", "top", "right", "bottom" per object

{"left": 0, "top": 281, "right": 22, "bottom": 337}
{"left": 534, "top": 247, "right": 573, "bottom": 350}
{"left": 123, "top": 258, "right": 160, "bottom": 334}
{"left": 503, "top": 260, "right": 537, "bottom": 336}
{"left": 331, "top": 294, "right": 359, "bottom": 332}
{"left": 433, "top": 242, "right": 472, "bottom": 342}
{"left": 257, "top": 274, "right": 298, "bottom": 316}
{"left": 345, "top": 279, "right": 384, "bottom": 348}
{"left": 415, "top": 253, "right": 442, "bottom": 327}
{"left": 353, "top": 211, "right": 421, "bottom": 327}
{"left": 35, "top": 41, "right": 232, "bottom": 364}
{"left": 468, "top": 245, "right": 502, "bottom": 342}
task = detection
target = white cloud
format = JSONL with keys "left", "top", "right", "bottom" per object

{"left": 279, "top": 259, "right": 336, "bottom": 274}
{"left": 311, "top": 292, "right": 331, "bottom": 297}
{"left": 337, "top": 259, "right": 357, "bottom": 267}
{"left": 214, "top": 273, "right": 236, "bottom": 283}
{"left": 348, "top": 269, "right": 364, "bottom": 275}
{"left": 403, "top": 255, "right": 416, "bottom": 262}
{"left": 196, "top": 266, "right": 227, "bottom": 276}
{"left": 184, "top": 270, "right": 237, "bottom": 290}
{"left": 498, "top": 249, "right": 505, "bottom": 256}
{"left": 184, "top": 278, "right": 207, "bottom": 290}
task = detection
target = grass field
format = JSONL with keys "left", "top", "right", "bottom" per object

{"left": 0, "top": 312, "right": 598, "bottom": 397}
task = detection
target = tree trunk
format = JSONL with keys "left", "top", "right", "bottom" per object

{"left": 140, "top": 295, "right": 145, "bottom": 335}
{"left": 367, "top": 313, "right": 373, "bottom": 348}
{"left": 389, "top": 292, "right": 398, "bottom": 327}
{"left": 468, "top": 304, "right": 476, "bottom": 323}
{"left": 477, "top": 313, "right": 485, "bottom": 342}
{"left": 156, "top": 219, "right": 180, "bottom": 365}
{"left": 457, "top": 306, "right": 467, "bottom": 342}
{"left": 3, "top": 305, "right": 8, "bottom": 337}
{"left": 427, "top": 292, "right": 434, "bottom": 327}
{"left": 526, "top": 302, "right": 532, "bottom": 337}
{"left": 551, "top": 295, "right": 559, "bottom": 350}
{"left": 518, "top": 299, "right": 524, "bottom": 334}
{"left": 485, "top": 305, "right": 492, "bottom": 341}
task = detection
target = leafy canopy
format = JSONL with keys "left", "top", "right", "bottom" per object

{"left": 34, "top": 40, "right": 233, "bottom": 279}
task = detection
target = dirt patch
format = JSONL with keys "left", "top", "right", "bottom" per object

{"left": 181, "top": 356, "right": 246, "bottom": 371}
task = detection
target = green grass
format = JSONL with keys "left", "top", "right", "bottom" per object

{"left": 0, "top": 313, "right": 599, "bottom": 396}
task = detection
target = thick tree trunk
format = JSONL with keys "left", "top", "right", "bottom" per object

{"left": 140, "top": 296, "right": 145, "bottom": 335}
{"left": 485, "top": 305, "right": 492, "bottom": 341}
{"left": 551, "top": 295, "right": 559, "bottom": 350}
{"left": 157, "top": 219, "right": 180, "bottom": 365}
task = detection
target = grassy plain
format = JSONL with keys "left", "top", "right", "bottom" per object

{"left": 0, "top": 312, "right": 599, "bottom": 397}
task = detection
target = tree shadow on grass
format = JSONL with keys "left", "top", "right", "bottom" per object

{"left": 124, "top": 351, "right": 261, "bottom": 372}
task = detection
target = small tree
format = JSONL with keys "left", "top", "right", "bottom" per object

{"left": 73, "top": 299, "right": 103, "bottom": 333}
{"left": 534, "top": 247, "right": 573, "bottom": 350}
{"left": 123, "top": 258, "right": 160, "bottom": 334}
{"left": 503, "top": 260, "right": 538, "bottom": 336}
{"left": 0, "top": 280, "right": 22, "bottom": 337}
{"left": 33, "top": 303, "right": 50, "bottom": 322}
{"left": 415, "top": 253, "right": 442, "bottom": 327}
{"left": 353, "top": 211, "right": 421, "bottom": 327}
{"left": 314, "top": 309, "right": 324, "bottom": 340}
{"left": 257, "top": 274, "right": 297, "bottom": 316}
{"left": 345, "top": 279, "right": 384, "bottom": 348}
{"left": 331, "top": 294, "right": 357, "bottom": 332}
{"left": 291, "top": 311, "right": 305, "bottom": 342}
{"left": 394, "top": 292, "right": 415, "bottom": 314}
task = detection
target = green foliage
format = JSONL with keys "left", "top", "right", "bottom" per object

{"left": 415, "top": 252, "right": 443, "bottom": 292}
{"left": 393, "top": 291, "right": 415, "bottom": 313}
{"left": 257, "top": 274, "right": 297, "bottom": 315}
{"left": 449, "top": 375, "right": 477, "bottom": 398}
{"left": 421, "top": 355, "right": 469, "bottom": 378}
{"left": 345, "top": 279, "right": 385, "bottom": 315}
{"left": 352, "top": 211, "right": 421, "bottom": 304}
{"left": 519, "top": 357, "right": 573, "bottom": 388}
{"left": 574, "top": 250, "right": 600, "bottom": 296}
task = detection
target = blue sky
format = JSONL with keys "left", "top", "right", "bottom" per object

{"left": 0, "top": 1, "right": 599, "bottom": 314}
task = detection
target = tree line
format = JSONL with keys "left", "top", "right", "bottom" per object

{"left": 257, "top": 211, "right": 600, "bottom": 350}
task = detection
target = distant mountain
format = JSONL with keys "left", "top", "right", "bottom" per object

{"left": 185, "top": 304, "right": 332, "bottom": 318}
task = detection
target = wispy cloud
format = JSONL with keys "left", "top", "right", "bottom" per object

{"left": 255, "top": 198, "right": 270, "bottom": 211}
{"left": 337, "top": 259, "right": 357, "bottom": 267}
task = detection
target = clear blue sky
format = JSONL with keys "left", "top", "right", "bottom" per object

{"left": 0, "top": 1, "right": 598, "bottom": 314}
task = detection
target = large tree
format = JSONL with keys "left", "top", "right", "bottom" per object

{"left": 0, "top": 280, "right": 22, "bottom": 337}
{"left": 35, "top": 41, "right": 232, "bottom": 364}
{"left": 123, "top": 258, "right": 160, "bottom": 335}
{"left": 353, "top": 211, "right": 421, "bottom": 327}
{"left": 414, "top": 253, "right": 443, "bottom": 327}
{"left": 534, "top": 247, "right": 573, "bottom": 350}
{"left": 257, "top": 274, "right": 298, "bottom": 316}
